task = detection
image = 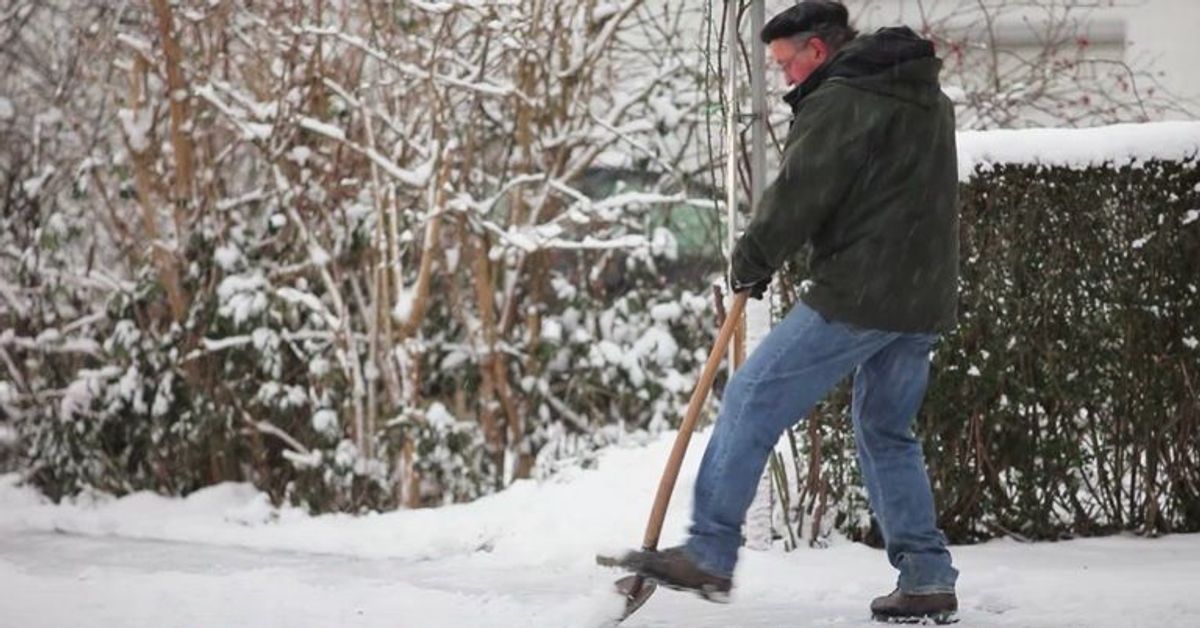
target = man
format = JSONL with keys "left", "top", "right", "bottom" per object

{"left": 621, "top": 1, "right": 960, "bottom": 623}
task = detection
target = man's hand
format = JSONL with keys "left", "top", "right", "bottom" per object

{"left": 730, "top": 275, "right": 771, "bottom": 300}
{"left": 731, "top": 236, "right": 773, "bottom": 300}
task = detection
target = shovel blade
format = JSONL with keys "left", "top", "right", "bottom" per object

{"left": 614, "top": 574, "right": 657, "bottom": 621}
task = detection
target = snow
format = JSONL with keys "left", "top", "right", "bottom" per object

{"left": 957, "top": 121, "right": 1200, "bottom": 181}
{"left": 0, "top": 434, "right": 694, "bottom": 563}
{"left": 115, "top": 33, "right": 153, "bottom": 57}
{"left": 244, "top": 122, "right": 272, "bottom": 140}
{"left": 592, "top": 2, "right": 621, "bottom": 21}
{"left": 0, "top": 97, "right": 15, "bottom": 121}
{"left": 632, "top": 326, "right": 679, "bottom": 367}
{"left": 426, "top": 402, "right": 457, "bottom": 428}
{"left": 540, "top": 319, "right": 564, "bottom": 343}
{"left": 58, "top": 367, "right": 120, "bottom": 422}
{"left": 311, "top": 408, "right": 339, "bottom": 437}
{"left": 216, "top": 273, "right": 269, "bottom": 327}
{"left": 440, "top": 349, "right": 469, "bottom": 371}
{"left": 3, "top": 434, "right": 1200, "bottom": 627}
{"left": 297, "top": 116, "right": 345, "bottom": 141}
{"left": 411, "top": 1, "right": 454, "bottom": 13}
{"left": 649, "top": 302, "right": 682, "bottom": 323}
{"left": 391, "top": 285, "right": 415, "bottom": 324}
{"left": 116, "top": 107, "right": 153, "bottom": 153}
{"left": 150, "top": 372, "right": 174, "bottom": 418}
{"left": 20, "top": 167, "right": 55, "bottom": 197}
{"left": 287, "top": 145, "right": 312, "bottom": 166}
{"left": 649, "top": 95, "right": 682, "bottom": 130}
{"left": 282, "top": 449, "right": 322, "bottom": 469}
{"left": 650, "top": 226, "right": 678, "bottom": 260}
{"left": 307, "top": 242, "right": 331, "bottom": 267}
{"left": 33, "top": 107, "right": 61, "bottom": 127}
{"left": 213, "top": 244, "right": 242, "bottom": 270}
{"left": 276, "top": 287, "right": 331, "bottom": 325}
{"left": 942, "top": 85, "right": 967, "bottom": 103}
{"left": 745, "top": 293, "right": 772, "bottom": 353}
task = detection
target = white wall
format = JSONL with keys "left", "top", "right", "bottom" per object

{"left": 1119, "top": 0, "right": 1200, "bottom": 107}
{"left": 843, "top": 0, "right": 1200, "bottom": 120}
{"left": 661, "top": 1, "right": 1198, "bottom": 127}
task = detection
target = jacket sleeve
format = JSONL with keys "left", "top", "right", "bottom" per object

{"left": 731, "top": 85, "right": 869, "bottom": 287}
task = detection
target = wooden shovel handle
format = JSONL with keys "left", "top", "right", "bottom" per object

{"left": 642, "top": 291, "right": 749, "bottom": 550}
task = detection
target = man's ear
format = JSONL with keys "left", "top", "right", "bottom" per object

{"left": 809, "top": 37, "right": 831, "bottom": 62}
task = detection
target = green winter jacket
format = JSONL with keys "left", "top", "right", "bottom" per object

{"left": 732, "top": 27, "right": 959, "bottom": 333}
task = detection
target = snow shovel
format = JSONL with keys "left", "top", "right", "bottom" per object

{"left": 598, "top": 291, "right": 749, "bottom": 622}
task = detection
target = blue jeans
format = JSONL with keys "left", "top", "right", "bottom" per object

{"left": 685, "top": 301, "right": 958, "bottom": 594}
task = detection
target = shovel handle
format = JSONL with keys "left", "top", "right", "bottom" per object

{"left": 642, "top": 291, "right": 749, "bottom": 550}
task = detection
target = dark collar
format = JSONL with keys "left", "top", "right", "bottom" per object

{"left": 780, "top": 27, "right": 935, "bottom": 114}
{"left": 782, "top": 66, "right": 831, "bottom": 113}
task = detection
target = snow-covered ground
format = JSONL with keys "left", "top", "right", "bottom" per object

{"left": 2, "top": 430, "right": 1199, "bottom": 628}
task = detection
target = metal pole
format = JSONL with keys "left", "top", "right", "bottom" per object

{"left": 724, "top": 0, "right": 743, "bottom": 368}
{"left": 744, "top": 0, "right": 775, "bottom": 550}
{"left": 740, "top": 0, "right": 771, "bottom": 370}
{"left": 751, "top": 0, "right": 767, "bottom": 211}
{"left": 724, "top": 0, "right": 738, "bottom": 266}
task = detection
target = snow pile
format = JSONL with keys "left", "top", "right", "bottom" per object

{"left": 958, "top": 121, "right": 1200, "bottom": 180}
{"left": 4, "top": 433, "right": 1200, "bottom": 627}
{"left": 0, "top": 431, "right": 705, "bottom": 566}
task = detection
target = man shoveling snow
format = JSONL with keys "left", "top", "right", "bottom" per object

{"left": 616, "top": 1, "right": 961, "bottom": 624}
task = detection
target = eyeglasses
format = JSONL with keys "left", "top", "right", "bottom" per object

{"left": 773, "top": 34, "right": 815, "bottom": 70}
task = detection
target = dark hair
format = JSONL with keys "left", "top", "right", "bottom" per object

{"left": 760, "top": 1, "right": 858, "bottom": 51}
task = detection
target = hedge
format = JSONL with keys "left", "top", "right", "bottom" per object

{"left": 776, "top": 155, "right": 1200, "bottom": 545}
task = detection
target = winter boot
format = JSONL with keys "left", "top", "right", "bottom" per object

{"left": 870, "top": 588, "right": 958, "bottom": 624}
{"left": 619, "top": 546, "right": 732, "bottom": 603}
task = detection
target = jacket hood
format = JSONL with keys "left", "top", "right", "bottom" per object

{"left": 784, "top": 27, "right": 943, "bottom": 110}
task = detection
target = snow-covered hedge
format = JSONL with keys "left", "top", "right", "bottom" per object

{"left": 775, "top": 121, "right": 1200, "bottom": 545}
{"left": 956, "top": 121, "right": 1200, "bottom": 178}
